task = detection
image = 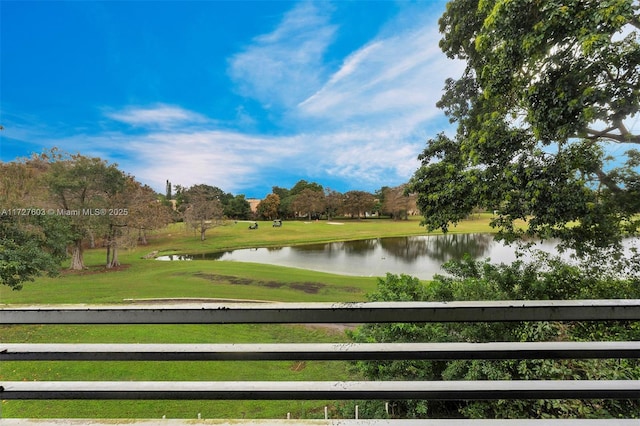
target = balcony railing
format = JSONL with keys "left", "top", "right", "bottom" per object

{"left": 2, "top": 300, "right": 640, "bottom": 424}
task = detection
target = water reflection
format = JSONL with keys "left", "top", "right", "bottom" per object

{"left": 156, "top": 233, "right": 506, "bottom": 279}
{"left": 378, "top": 234, "right": 494, "bottom": 263}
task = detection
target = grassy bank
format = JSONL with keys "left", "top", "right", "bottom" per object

{"left": 0, "top": 215, "right": 497, "bottom": 419}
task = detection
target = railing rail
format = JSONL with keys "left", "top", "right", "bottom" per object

{"left": 3, "top": 380, "right": 639, "bottom": 401}
{"left": 3, "top": 341, "right": 640, "bottom": 361}
{"left": 2, "top": 300, "right": 640, "bottom": 422}
{"left": 3, "top": 300, "right": 640, "bottom": 324}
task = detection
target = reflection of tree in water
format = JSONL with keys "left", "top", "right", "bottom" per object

{"left": 379, "top": 234, "right": 494, "bottom": 264}
{"left": 378, "top": 237, "right": 429, "bottom": 262}
{"left": 192, "top": 251, "right": 226, "bottom": 260}
{"left": 342, "top": 239, "right": 378, "bottom": 256}
{"left": 290, "top": 242, "right": 342, "bottom": 256}
{"left": 292, "top": 240, "right": 378, "bottom": 258}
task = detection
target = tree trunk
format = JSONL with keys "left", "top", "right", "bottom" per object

{"left": 199, "top": 220, "right": 207, "bottom": 241}
{"left": 106, "top": 224, "right": 121, "bottom": 268}
{"left": 69, "top": 239, "right": 85, "bottom": 270}
{"left": 138, "top": 228, "right": 148, "bottom": 245}
{"left": 105, "top": 225, "right": 113, "bottom": 267}
{"left": 107, "top": 241, "right": 120, "bottom": 268}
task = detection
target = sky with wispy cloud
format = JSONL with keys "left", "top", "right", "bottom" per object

{"left": 1, "top": 0, "right": 463, "bottom": 198}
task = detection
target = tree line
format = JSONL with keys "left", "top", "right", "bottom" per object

{"left": 254, "top": 180, "right": 417, "bottom": 221}
{"left": 0, "top": 150, "right": 174, "bottom": 282}
{"left": 160, "top": 179, "right": 417, "bottom": 240}
{"left": 0, "top": 149, "right": 418, "bottom": 287}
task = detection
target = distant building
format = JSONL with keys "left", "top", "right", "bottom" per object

{"left": 247, "top": 198, "right": 261, "bottom": 213}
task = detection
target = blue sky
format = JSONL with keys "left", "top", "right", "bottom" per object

{"left": 1, "top": 1, "right": 463, "bottom": 198}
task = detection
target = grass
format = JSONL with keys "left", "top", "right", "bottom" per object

{"left": 0, "top": 260, "right": 379, "bottom": 305}
{"left": 0, "top": 214, "right": 497, "bottom": 305}
{"left": 0, "top": 214, "right": 497, "bottom": 419}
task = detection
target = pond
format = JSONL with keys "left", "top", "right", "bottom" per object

{"left": 157, "top": 233, "right": 578, "bottom": 279}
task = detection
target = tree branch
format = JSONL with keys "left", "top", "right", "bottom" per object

{"left": 594, "top": 167, "right": 623, "bottom": 194}
{"left": 584, "top": 127, "right": 640, "bottom": 144}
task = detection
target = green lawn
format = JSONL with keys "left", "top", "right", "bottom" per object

{"left": 0, "top": 215, "right": 497, "bottom": 419}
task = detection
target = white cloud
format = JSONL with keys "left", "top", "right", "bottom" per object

{"left": 227, "top": 1, "right": 336, "bottom": 108}
{"left": 307, "top": 127, "right": 424, "bottom": 187}
{"left": 117, "top": 129, "right": 305, "bottom": 194}
{"left": 284, "top": 8, "right": 464, "bottom": 187}
{"left": 105, "top": 104, "right": 207, "bottom": 128}
{"left": 95, "top": 104, "right": 425, "bottom": 195}
{"left": 298, "top": 25, "right": 463, "bottom": 130}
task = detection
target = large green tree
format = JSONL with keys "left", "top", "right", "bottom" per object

{"left": 224, "top": 194, "right": 252, "bottom": 219}
{"left": 0, "top": 156, "right": 70, "bottom": 289}
{"left": 409, "top": 0, "right": 640, "bottom": 255}
{"left": 0, "top": 215, "right": 69, "bottom": 291}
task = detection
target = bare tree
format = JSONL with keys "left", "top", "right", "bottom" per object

{"left": 183, "top": 186, "right": 225, "bottom": 241}
{"left": 382, "top": 184, "right": 416, "bottom": 220}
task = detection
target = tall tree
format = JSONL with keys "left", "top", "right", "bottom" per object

{"left": 125, "top": 182, "right": 173, "bottom": 245}
{"left": 290, "top": 179, "right": 323, "bottom": 195}
{"left": 324, "top": 188, "right": 344, "bottom": 220}
{"left": 224, "top": 194, "right": 252, "bottom": 220}
{"left": 165, "top": 179, "right": 172, "bottom": 201}
{"left": 257, "top": 193, "right": 281, "bottom": 220}
{"left": 0, "top": 215, "right": 69, "bottom": 290}
{"left": 0, "top": 157, "right": 70, "bottom": 289}
{"left": 409, "top": 0, "right": 640, "bottom": 255}
{"left": 46, "top": 154, "right": 125, "bottom": 270}
{"left": 291, "top": 188, "right": 326, "bottom": 220}
{"left": 103, "top": 177, "right": 172, "bottom": 267}
{"left": 182, "top": 185, "right": 225, "bottom": 241}
{"left": 272, "top": 185, "right": 293, "bottom": 218}
{"left": 381, "top": 184, "right": 416, "bottom": 220}
{"left": 341, "top": 190, "right": 376, "bottom": 219}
